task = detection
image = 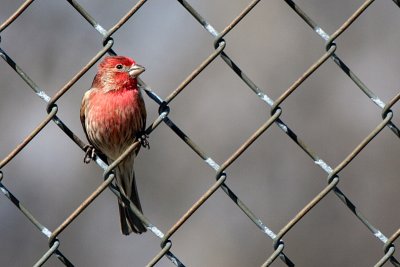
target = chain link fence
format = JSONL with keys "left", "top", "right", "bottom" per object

{"left": 0, "top": 0, "right": 399, "bottom": 266}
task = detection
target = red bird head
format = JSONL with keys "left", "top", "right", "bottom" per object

{"left": 93, "top": 56, "right": 145, "bottom": 92}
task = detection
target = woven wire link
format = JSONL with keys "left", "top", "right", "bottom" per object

{"left": 0, "top": 0, "right": 399, "bottom": 266}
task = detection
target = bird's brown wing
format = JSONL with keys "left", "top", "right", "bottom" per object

{"left": 80, "top": 90, "right": 89, "bottom": 140}
{"left": 134, "top": 91, "right": 147, "bottom": 155}
{"left": 80, "top": 88, "right": 107, "bottom": 162}
{"left": 139, "top": 92, "right": 147, "bottom": 133}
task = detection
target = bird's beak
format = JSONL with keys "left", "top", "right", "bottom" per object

{"left": 128, "top": 64, "right": 145, "bottom": 78}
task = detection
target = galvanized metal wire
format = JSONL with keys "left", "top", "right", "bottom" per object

{"left": 0, "top": 0, "right": 399, "bottom": 266}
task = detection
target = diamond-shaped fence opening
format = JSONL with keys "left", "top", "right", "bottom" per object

{"left": 0, "top": 0, "right": 399, "bottom": 266}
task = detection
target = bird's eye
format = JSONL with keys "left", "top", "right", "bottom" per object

{"left": 116, "top": 64, "right": 123, "bottom": 69}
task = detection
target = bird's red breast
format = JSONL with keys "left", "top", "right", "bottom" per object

{"left": 83, "top": 87, "right": 145, "bottom": 160}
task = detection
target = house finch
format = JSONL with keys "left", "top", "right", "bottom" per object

{"left": 80, "top": 56, "right": 147, "bottom": 234}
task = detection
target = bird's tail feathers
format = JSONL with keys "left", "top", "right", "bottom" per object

{"left": 115, "top": 157, "right": 147, "bottom": 235}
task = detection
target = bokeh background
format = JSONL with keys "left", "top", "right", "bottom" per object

{"left": 1, "top": 0, "right": 399, "bottom": 266}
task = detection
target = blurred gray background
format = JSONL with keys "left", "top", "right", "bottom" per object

{"left": 1, "top": 0, "right": 399, "bottom": 266}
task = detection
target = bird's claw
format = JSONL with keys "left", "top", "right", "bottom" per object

{"left": 139, "top": 134, "right": 150, "bottom": 149}
{"left": 83, "top": 145, "right": 96, "bottom": 164}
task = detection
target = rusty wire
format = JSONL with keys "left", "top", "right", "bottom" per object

{"left": 0, "top": 0, "right": 399, "bottom": 266}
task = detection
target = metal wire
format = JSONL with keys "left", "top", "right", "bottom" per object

{"left": 0, "top": 0, "right": 399, "bottom": 266}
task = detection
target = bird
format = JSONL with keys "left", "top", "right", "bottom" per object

{"left": 80, "top": 56, "right": 147, "bottom": 234}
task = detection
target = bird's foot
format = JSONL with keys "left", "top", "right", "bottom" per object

{"left": 83, "top": 145, "right": 96, "bottom": 164}
{"left": 139, "top": 134, "right": 150, "bottom": 149}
